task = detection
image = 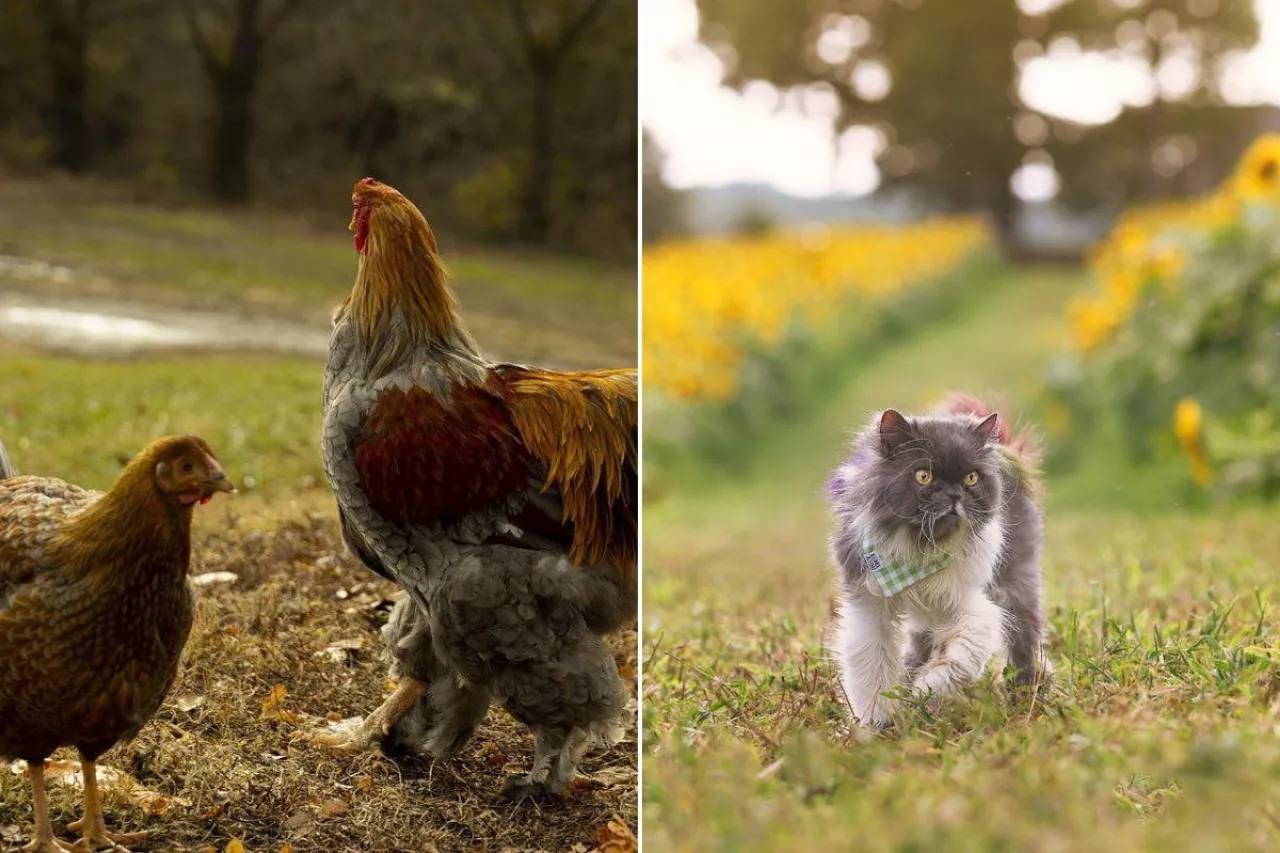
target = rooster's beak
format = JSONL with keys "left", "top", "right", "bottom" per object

{"left": 348, "top": 212, "right": 357, "bottom": 232}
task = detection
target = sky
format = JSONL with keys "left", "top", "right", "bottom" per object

{"left": 642, "top": 0, "right": 1280, "bottom": 200}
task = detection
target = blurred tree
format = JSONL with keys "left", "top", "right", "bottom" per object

{"left": 695, "top": 0, "right": 1259, "bottom": 244}
{"left": 181, "top": 0, "right": 316, "bottom": 203}
{"left": 472, "top": 0, "right": 618, "bottom": 242}
{"left": 642, "top": 130, "right": 684, "bottom": 243}
{"left": 11, "top": 0, "right": 169, "bottom": 173}
{"left": 0, "top": 0, "right": 637, "bottom": 258}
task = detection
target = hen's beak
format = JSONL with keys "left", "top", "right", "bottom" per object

{"left": 348, "top": 212, "right": 357, "bottom": 232}
{"left": 206, "top": 460, "right": 236, "bottom": 495}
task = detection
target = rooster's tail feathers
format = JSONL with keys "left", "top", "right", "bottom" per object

{"left": 939, "top": 392, "right": 1042, "bottom": 489}
{"left": 0, "top": 438, "right": 15, "bottom": 480}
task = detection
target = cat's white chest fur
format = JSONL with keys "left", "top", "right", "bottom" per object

{"left": 833, "top": 515, "right": 1009, "bottom": 728}
{"left": 879, "top": 516, "right": 1006, "bottom": 619}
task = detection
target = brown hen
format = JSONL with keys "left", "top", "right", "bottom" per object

{"left": 0, "top": 435, "right": 233, "bottom": 852}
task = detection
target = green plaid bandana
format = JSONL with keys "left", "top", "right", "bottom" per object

{"left": 861, "top": 536, "right": 955, "bottom": 596}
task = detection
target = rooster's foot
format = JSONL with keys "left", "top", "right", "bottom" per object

{"left": 500, "top": 776, "right": 556, "bottom": 802}
{"left": 308, "top": 679, "right": 426, "bottom": 755}
{"left": 306, "top": 717, "right": 385, "bottom": 754}
{"left": 21, "top": 839, "right": 74, "bottom": 853}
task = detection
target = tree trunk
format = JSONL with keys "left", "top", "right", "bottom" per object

{"left": 988, "top": 166, "right": 1020, "bottom": 253}
{"left": 211, "top": 70, "right": 255, "bottom": 203}
{"left": 521, "top": 60, "right": 556, "bottom": 243}
{"left": 43, "top": 3, "right": 90, "bottom": 173}
{"left": 208, "top": 6, "right": 260, "bottom": 204}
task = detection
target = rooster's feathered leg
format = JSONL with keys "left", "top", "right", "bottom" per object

{"left": 498, "top": 633, "right": 628, "bottom": 801}
{"left": 373, "top": 595, "right": 491, "bottom": 759}
{"left": 309, "top": 678, "right": 426, "bottom": 753}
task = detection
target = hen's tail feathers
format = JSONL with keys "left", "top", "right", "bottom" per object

{"left": 940, "top": 392, "right": 1043, "bottom": 494}
{"left": 0, "top": 437, "right": 16, "bottom": 480}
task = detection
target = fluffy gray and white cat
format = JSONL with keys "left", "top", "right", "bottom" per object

{"left": 826, "top": 394, "right": 1050, "bottom": 728}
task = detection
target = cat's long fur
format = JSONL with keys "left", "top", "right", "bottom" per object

{"left": 827, "top": 394, "right": 1049, "bottom": 728}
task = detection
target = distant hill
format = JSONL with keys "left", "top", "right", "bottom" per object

{"left": 680, "top": 183, "right": 917, "bottom": 234}
{"left": 677, "top": 182, "right": 1112, "bottom": 255}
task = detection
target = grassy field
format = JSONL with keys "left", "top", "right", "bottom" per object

{"left": 642, "top": 267, "right": 1280, "bottom": 851}
{"left": 0, "top": 185, "right": 638, "bottom": 853}
{"left": 0, "top": 178, "right": 636, "bottom": 369}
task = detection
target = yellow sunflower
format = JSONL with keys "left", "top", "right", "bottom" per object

{"left": 1230, "top": 134, "right": 1280, "bottom": 201}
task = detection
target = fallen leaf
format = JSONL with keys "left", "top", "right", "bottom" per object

{"left": 0, "top": 825, "right": 20, "bottom": 841}
{"left": 317, "top": 799, "right": 348, "bottom": 820}
{"left": 8, "top": 761, "right": 190, "bottom": 816}
{"left": 174, "top": 694, "right": 206, "bottom": 713}
{"left": 591, "top": 817, "right": 637, "bottom": 853}
{"left": 192, "top": 571, "right": 239, "bottom": 587}
{"left": 317, "top": 638, "right": 365, "bottom": 664}
{"left": 225, "top": 840, "right": 246, "bottom": 853}
{"left": 280, "top": 845, "right": 295, "bottom": 853}
{"left": 261, "top": 684, "right": 300, "bottom": 724}
{"left": 284, "top": 810, "right": 314, "bottom": 833}
{"left": 354, "top": 776, "right": 373, "bottom": 791}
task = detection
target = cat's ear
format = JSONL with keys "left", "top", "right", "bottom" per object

{"left": 973, "top": 412, "right": 1000, "bottom": 444}
{"left": 878, "top": 409, "right": 914, "bottom": 455}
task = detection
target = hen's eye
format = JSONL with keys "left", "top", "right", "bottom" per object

{"left": 914, "top": 469, "right": 933, "bottom": 486}
{"left": 181, "top": 462, "right": 195, "bottom": 474}
{"left": 963, "top": 471, "right": 979, "bottom": 487}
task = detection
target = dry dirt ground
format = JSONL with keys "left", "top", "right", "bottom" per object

{"left": 0, "top": 502, "right": 638, "bottom": 853}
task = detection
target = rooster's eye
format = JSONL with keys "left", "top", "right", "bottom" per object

{"left": 181, "top": 462, "right": 194, "bottom": 474}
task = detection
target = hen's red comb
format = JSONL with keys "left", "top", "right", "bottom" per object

{"left": 359, "top": 177, "right": 378, "bottom": 186}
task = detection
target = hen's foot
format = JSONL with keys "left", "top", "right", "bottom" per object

{"left": 500, "top": 776, "right": 557, "bottom": 802}
{"left": 21, "top": 839, "right": 74, "bottom": 853}
{"left": 67, "top": 817, "right": 147, "bottom": 852}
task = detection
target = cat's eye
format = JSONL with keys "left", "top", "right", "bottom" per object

{"left": 914, "top": 469, "right": 933, "bottom": 486}
{"left": 963, "top": 471, "right": 979, "bottom": 487}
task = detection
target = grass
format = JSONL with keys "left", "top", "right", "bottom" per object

{"left": 0, "top": 181, "right": 638, "bottom": 852}
{"left": 0, "top": 511, "right": 638, "bottom": 853}
{"left": 642, "top": 266, "right": 1280, "bottom": 851}
{"left": 0, "top": 177, "right": 636, "bottom": 369}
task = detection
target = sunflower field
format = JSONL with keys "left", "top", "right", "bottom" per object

{"left": 643, "top": 217, "right": 996, "bottom": 467}
{"left": 1048, "top": 134, "right": 1280, "bottom": 499}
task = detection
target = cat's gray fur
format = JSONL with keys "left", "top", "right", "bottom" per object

{"left": 827, "top": 397, "right": 1049, "bottom": 727}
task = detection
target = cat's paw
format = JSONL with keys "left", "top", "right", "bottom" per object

{"left": 912, "top": 665, "right": 958, "bottom": 710}
{"left": 1011, "top": 654, "right": 1055, "bottom": 692}
{"left": 852, "top": 696, "right": 898, "bottom": 730}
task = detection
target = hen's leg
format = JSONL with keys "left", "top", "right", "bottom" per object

{"left": 309, "top": 678, "right": 426, "bottom": 753}
{"left": 21, "top": 762, "right": 73, "bottom": 853}
{"left": 68, "top": 757, "right": 146, "bottom": 852}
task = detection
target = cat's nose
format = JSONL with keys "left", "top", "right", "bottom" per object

{"left": 953, "top": 499, "right": 966, "bottom": 518}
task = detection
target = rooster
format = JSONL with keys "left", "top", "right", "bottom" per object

{"left": 317, "top": 178, "right": 636, "bottom": 800}
{"left": 0, "top": 435, "right": 234, "bottom": 853}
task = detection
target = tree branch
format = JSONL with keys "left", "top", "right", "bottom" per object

{"left": 555, "top": 0, "right": 611, "bottom": 57}
{"left": 260, "top": 0, "right": 306, "bottom": 43}
{"left": 505, "top": 0, "right": 534, "bottom": 49}
{"left": 90, "top": 0, "right": 174, "bottom": 28}
{"left": 180, "top": 0, "right": 220, "bottom": 74}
